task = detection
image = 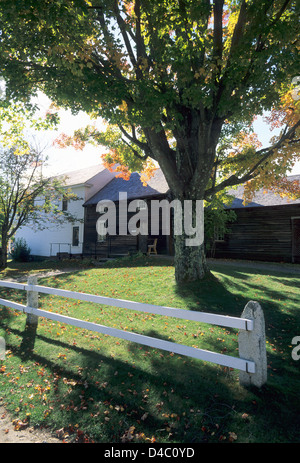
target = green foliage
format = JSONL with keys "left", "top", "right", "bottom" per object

{"left": 0, "top": 0, "right": 299, "bottom": 280}
{"left": 204, "top": 189, "right": 237, "bottom": 253}
{"left": 0, "top": 1, "right": 298, "bottom": 190}
{"left": 0, "top": 103, "right": 59, "bottom": 155}
{"left": 204, "top": 206, "right": 236, "bottom": 254}
{"left": 10, "top": 238, "right": 31, "bottom": 262}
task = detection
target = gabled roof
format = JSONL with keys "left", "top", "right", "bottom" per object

{"left": 84, "top": 169, "right": 169, "bottom": 206}
{"left": 81, "top": 166, "right": 300, "bottom": 209}
{"left": 227, "top": 175, "right": 300, "bottom": 208}
{"left": 56, "top": 164, "right": 106, "bottom": 187}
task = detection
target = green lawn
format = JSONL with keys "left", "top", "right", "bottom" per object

{"left": 0, "top": 255, "right": 299, "bottom": 443}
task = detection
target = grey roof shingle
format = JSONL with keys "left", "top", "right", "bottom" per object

{"left": 227, "top": 175, "right": 300, "bottom": 208}
{"left": 84, "top": 169, "right": 169, "bottom": 205}
{"left": 82, "top": 166, "right": 300, "bottom": 209}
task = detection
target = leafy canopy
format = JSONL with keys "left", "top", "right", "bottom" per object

{"left": 0, "top": 0, "right": 299, "bottom": 200}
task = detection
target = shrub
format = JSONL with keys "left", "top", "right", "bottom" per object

{"left": 11, "top": 238, "right": 31, "bottom": 262}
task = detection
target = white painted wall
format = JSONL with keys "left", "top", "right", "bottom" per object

{"left": 15, "top": 185, "right": 86, "bottom": 257}
{"left": 14, "top": 166, "right": 116, "bottom": 258}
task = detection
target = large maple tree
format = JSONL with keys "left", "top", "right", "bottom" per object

{"left": 0, "top": 0, "right": 299, "bottom": 282}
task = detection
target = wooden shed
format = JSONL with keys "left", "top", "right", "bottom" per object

{"left": 214, "top": 175, "right": 300, "bottom": 263}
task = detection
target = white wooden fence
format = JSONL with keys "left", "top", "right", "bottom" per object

{"left": 0, "top": 276, "right": 267, "bottom": 387}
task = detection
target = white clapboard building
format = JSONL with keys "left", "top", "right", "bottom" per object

{"left": 15, "top": 164, "right": 116, "bottom": 258}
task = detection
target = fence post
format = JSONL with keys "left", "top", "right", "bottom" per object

{"left": 238, "top": 301, "right": 267, "bottom": 388}
{"left": 26, "top": 275, "right": 39, "bottom": 325}
{"left": 21, "top": 275, "right": 39, "bottom": 351}
{"left": 0, "top": 336, "right": 5, "bottom": 361}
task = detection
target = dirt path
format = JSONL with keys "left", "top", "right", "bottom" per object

{"left": 0, "top": 405, "right": 62, "bottom": 443}
{"left": 4, "top": 268, "right": 79, "bottom": 283}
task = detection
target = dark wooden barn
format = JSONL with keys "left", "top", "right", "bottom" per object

{"left": 82, "top": 170, "right": 171, "bottom": 258}
{"left": 214, "top": 175, "right": 300, "bottom": 263}
{"left": 82, "top": 167, "right": 300, "bottom": 264}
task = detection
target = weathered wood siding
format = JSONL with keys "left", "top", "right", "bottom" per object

{"left": 83, "top": 195, "right": 171, "bottom": 257}
{"left": 292, "top": 217, "right": 300, "bottom": 263}
{"left": 83, "top": 204, "right": 137, "bottom": 257}
{"left": 214, "top": 204, "right": 300, "bottom": 263}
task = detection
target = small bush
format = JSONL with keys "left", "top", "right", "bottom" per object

{"left": 11, "top": 238, "right": 31, "bottom": 262}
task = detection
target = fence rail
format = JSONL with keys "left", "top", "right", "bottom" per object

{"left": 0, "top": 277, "right": 268, "bottom": 387}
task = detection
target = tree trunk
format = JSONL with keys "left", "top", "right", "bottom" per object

{"left": 144, "top": 121, "right": 220, "bottom": 284}
{"left": 172, "top": 197, "right": 210, "bottom": 284}
{"left": 0, "top": 230, "right": 8, "bottom": 270}
{"left": 174, "top": 234, "right": 209, "bottom": 283}
{"left": 0, "top": 235, "right": 8, "bottom": 270}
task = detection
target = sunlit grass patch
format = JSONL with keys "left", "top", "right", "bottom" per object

{"left": 0, "top": 256, "right": 299, "bottom": 443}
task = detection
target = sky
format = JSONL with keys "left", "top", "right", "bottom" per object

{"left": 32, "top": 92, "right": 107, "bottom": 176}
{"left": 33, "top": 92, "right": 300, "bottom": 178}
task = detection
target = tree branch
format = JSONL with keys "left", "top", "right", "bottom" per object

{"left": 213, "top": 0, "right": 224, "bottom": 62}
{"left": 121, "top": 137, "right": 149, "bottom": 161}
{"left": 134, "top": 0, "right": 148, "bottom": 64}
{"left": 113, "top": 2, "right": 138, "bottom": 70}
{"left": 205, "top": 118, "right": 300, "bottom": 198}
{"left": 118, "top": 124, "right": 153, "bottom": 158}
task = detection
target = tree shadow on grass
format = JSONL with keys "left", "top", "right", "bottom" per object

{"left": 2, "top": 313, "right": 300, "bottom": 443}
{"left": 174, "top": 271, "right": 250, "bottom": 317}
{"left": 174, "top": 266, "right": 299, "bottom": 333}
{"left": 1, "top": 316, "right": 254, "bottom": 442}
{"left": 1, "top": 258, "right": 300, "bottom": 442}
{"left": 0, "top": 306, "right": 15, "bottom": 325}
{"left": 172, "top": 269, "right": 300, "bottom": 406}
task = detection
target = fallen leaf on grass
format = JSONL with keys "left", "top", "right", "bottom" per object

{"left": 115, "top": 405, "right": 125, "bottom": 412}
{"left": 121, "top": 426, "right": 135, "bottom": 443}
{"left": 12, "top": 418, "right": 28, "bottom": 431}
{"left": 228, "top": 432, "right": 237, "bottom": 442}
